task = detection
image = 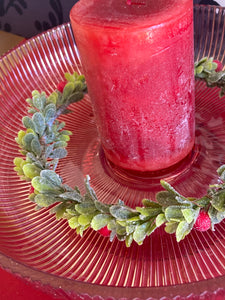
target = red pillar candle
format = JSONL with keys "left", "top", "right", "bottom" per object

{"left": 70, "top": 0, "right": 195, "bottom": 172}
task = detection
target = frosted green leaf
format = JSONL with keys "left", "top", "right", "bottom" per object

{"left": 32, "top": 176, "right": 61, "bottom": 193}
{"left": 142, "top": 199, "right": 161, "bottom": 208}
{"left": 160, "top": 180, "right": 182, "bottom": 196}
{"left": 126, "top": 224, "right": 136, "bottom": 235}
{"left": 110, "top": 205, "right": 139, "bottom": 221}
{"left": 195, "top": 197, "right": 210, "bottom": 207}
{"left": 32, "top": 112, "right": 46, "bottom": 136}
{"left": 133, "top": 222, "right": 150, "bottom": 245}
{"left": 53, "top": 141, "right": 67, "bottom": 149}
{"left": 156, "top": 213, "right": 166, "bottom": 227}
{"left": 13, "top": 157, "right": 24, "bottom": 167}
{"left": 33, "top": 94, "right": 46, "bottom": 111}
{"left": 165, "top": 206, "right": 184, "bottom": 222}
{"left": 40, "top": 170, "right": 62, "bottom": 187}
{"left": 60, "top": 130, "right": 72, "bottom": 136}
{"left": 136, "top": 207, "right": 162, "bottom": 217}
{"left": 211, "top": 191, "right": 225, "bottom": 212}
{"left": 23, "top": 163, "right": 41, "bottom": 179}
{"left": 165, "top": 222, "right": 178, "bottom": 234}
{"left": 59, "top": 191, "right": 83, "bottom": 202}
{"left": 64, "top": 72, "right": 75, "bottom": 82}
{"left": 47, "top": 92, "right": 57, "bottom": 105}
{"left": 115, "top": 223, "right": 126, "bottom": 236}
{"left": 156, "top": 191, "right": 179, "bottom": 207}
{"left": 176, "top": 221, "right": 191, "bottom": 242}
{"left": 63, "top": 82, "right": 75, "bottom": 100}
{"left": 51, "top": 203, "right": 67, "bottom": 219}
{"left": 34, "top": 193, "right": 58, "bottom": 208}
{"left": 78, "top": 214, "right": 93, "bottom": 226}
{"left": 217, "top": 165, "right": 225, "bottom": 177}
{"left": 57, "top": 135, "right": 70, "bottom": 142}
{"left": 22, "top": 116, "right": 36, "bottom": 131}
{"left": 22, "top": 133, "right": 36, "bottom": 152}
{"left": 49, "top": 148, "right": 67, "bottom": 159}
{"left": 91, "top": 214, "right": 112, "bottom": 231}
{"left": 196, "top": 65, "right": 204, "bottom": 74}
{"left": 44, "top": 103, "right": 56, "bottom": 123}
{"left": 181, "top": 208, "right": 199, "bottom": 224}
{"left": 68, "top": 216, "right": 79, "bottom": 229}
{"left": 85, "top": 176, "right": 98, "bottom": 201}
{"left": 45, "top": 132, "right": 55, "bottom": 143}
{"left": 94, "top": 201, "right": 110, "bottom": 213}
{"left": 31, "top": 138, "right": 42, "bottom": 157}
{"left": 125, "top": 234, "right": 133, "bottom": 247}
{"left": 75, "top": 202, "right": 96, "bottom": 215}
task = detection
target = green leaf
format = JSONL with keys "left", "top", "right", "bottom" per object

{"left": 91, "top": 214, "right": 112, "bottom": 230}
{"left": 160, "top": 180, "right": 182, "bottom": 196}
{"left": 110, "top": 205, "right": 139, "bottom": 221}
{"left": 45, "top": 132, "right": 56, "bottom": 143}
{"left": 78, "top": 214, "right": 93, "bottom": 226}
{"left": 33, "top": 93, "right": 46, "bottom": 111}
{"left": 40, "top": 170, "right": 62, "bottom": 187}
{"left": 142, "top": 199, "right": 162, "bottom": 208}
{"left": 34, "top": 193, "right": 59, "bottom": 208}
{"left": 136, "top": 207, "right": 162, "bottom": 217}
{"left": 53, "top": 141, "right": 67, "bottom": 149}
{"left": 165, "top": 222, "right": 178, "bottom": 234}
{"left": 156, "top": 213, "right": 166, "bottom": 227}
{"left": 176, "top": 221, "right": 191, "bottom": 242}
{"left": 31, "top": 138, "right": 42, "bottom": 156}
{"left": 94, "top": 201, "right": 110, "bottom": 213}
{"left": 32, "top": 112, "right": 46, "bottom": 136}
{"left": 211, "top": 191, "right": 225, "bottom": 212}
{"left": 44, "top": 103, "right": 56, "bottom": 123}
{"left": 165, "top": 206, "right": 184, "bottom": 222}
{"left": 75, "top": 202, "right": 97, "bottom": 215}
{"left": 125, "top": 234, "right": 133, "bottom": 247}
{"left": 68, "top": 216, "right": 79, "bottom": 229}
{"left": 156, "top": 191, "right": 179, "bottom": 207}
{"left": 32, "top": 176, "right": 61, "bottom": 193}
{"left": 63, "top": 82, "right": 75, "bottom": 100}
{"left": 126, "top": 224, "right": 136, "bottom": 235}
{"left": 49, "top": 148, "right": 67, "bottom": 159}
{"left": 217, "top": 165, "right": 225, "bottom": 177}
{"left": 22, "top": 163, "right": 41, "bottom": 179}
{"left": 22, "top": 133, "right": 36, "bottom": 152}
{"left": 208, "top": 206, "right": 225, "bottom": 230}
{"left": 175, "top": 196, "right": 193, "bottom": 207}
{"left": 133, "top": 222, "right": 150, "bottom": 245}
{"left": 22, "top": 116, "right": 36, "bottom": 131}
{"left": 85, "top": 176, "right": 98, "bottom": 201}
{"left": 181, "top": 208, "right": 199, "bottom": 224}
{"left": 51, "top": 203, "right": 67, "bottom": 219}
{"left": 195, "top": 196, "right": 211, "bottom": 207}
{"left": 59, "top": 191, "right": 83, "bottom": 202}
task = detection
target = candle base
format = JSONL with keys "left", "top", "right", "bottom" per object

{"left": 100, "top": 145, "right": 199, "bottom": 191}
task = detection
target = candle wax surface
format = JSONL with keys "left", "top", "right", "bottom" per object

{"left": 70, "top": 0, "right": 195, "bottom": 172}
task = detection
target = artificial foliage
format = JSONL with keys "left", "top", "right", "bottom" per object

{"left": 14, "top": 58, "right": 225, "bottom": 247}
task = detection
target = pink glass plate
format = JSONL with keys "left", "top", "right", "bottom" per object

{"left": 0, "top": 5, "right": 225, "bottom": 300}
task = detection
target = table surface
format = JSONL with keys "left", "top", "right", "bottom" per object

{"left": 0, "top": 30, "right": 56, "bottom": 300}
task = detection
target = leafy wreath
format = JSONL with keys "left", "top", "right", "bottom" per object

{"left": 13, "top": 57, "right": 225, "bottom": 247}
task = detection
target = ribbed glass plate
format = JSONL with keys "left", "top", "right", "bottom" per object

{"left": 0, "top": 5, "right": 225, "bottom": 300}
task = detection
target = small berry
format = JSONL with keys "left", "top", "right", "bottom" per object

{"left": 98, "top": 226, "right": 111, "bottom": 237}
{"left": 57, "top": 81, "right": 67, "bottom": 93}
{"left": 194, "top": 210, "right": 211, "bottom": 232}
{"left": 213, "top": 60, "right": 223, "bottom": 72}
{"left": 29, "top": 185, "right": 35, "bottom": 194}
